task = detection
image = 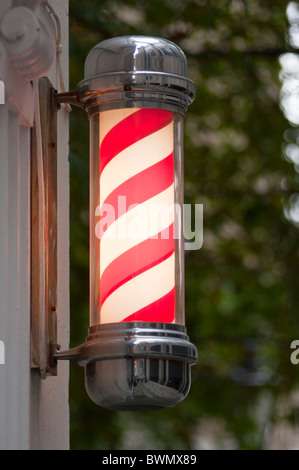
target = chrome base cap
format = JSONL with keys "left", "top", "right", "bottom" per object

{"left": 84, "top": 322, "right": 197, "bottom": 411}
{"left": 85, "top": 356, "right": 192, "bottom": 411}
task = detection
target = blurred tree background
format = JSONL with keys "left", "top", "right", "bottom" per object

{"left": 68, "top": 0, "right": 299, "bottom": 449}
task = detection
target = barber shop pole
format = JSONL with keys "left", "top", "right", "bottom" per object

{"left": 95, "top": 108, "right": 176, "bottom": 325}
{"left": 55, "top": 35, "right": 197, "bottom": 410}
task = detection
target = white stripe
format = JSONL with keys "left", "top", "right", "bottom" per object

{"left": 100, "top": 253, "right": 175, "bottom": 324}
{"left": 100, "top": 108, "right": 139, "bottom": 145}
{"left": 99, "top": 121, "right": 174, "bottom": 207}
{"left": 99, "top": 184, "right": 175, "bottom": 275}
{"left": 99, "top": 108, "right": 139, "bottom": 145}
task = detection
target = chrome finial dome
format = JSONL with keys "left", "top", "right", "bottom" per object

{"left": 78, "top": 35, "right": 195, "bottom": 115}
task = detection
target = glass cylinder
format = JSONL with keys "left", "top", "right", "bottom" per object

{"left": 89, "top": 107, "right": 185, "bottom": 327}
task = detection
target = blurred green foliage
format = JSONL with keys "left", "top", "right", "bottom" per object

{"left": 68, "top": 0, "right": 299, "bottom": 449}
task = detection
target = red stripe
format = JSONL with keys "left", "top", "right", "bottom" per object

{"left": 121, "top": 287, "right": 175, "bottom": 323}
{"left": 99, "top": 224, "right": 175, "bottom": 307}
{"left": 99, "top": 152, "right": 174, "bottom": 236}
{"left": 100, "top": 109, "right": 173, "bottom": 174}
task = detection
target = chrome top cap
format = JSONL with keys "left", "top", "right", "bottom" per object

{"left": 84, "top": 35, "right": 189, "bottom": 79}
{"left": 80, "top": 35, "right": 195, "bottom": 115}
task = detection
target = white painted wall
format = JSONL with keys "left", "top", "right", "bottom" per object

{"left": 0, "top": 0, "right": 70, "bottom": 450}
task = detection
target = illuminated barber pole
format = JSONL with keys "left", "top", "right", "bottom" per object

{"left": 55, "top": 35, "right": 197, "bottom": 411}
{"left": 95, "top": 108, "right": 176, "bottom": 325}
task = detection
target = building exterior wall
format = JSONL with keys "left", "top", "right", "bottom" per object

{"left": 0, "top": 0, "right": 70, "bottom": 450}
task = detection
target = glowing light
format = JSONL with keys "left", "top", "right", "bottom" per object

{"left": 95, "top": 108, "right": 176, "bottom": 324}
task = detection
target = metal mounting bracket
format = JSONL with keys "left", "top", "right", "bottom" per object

{"left": 53, "top": 89, "right": 86, "bottom": 110}
{"left": 30, "top": 79, "right": 88, "bottom": 378}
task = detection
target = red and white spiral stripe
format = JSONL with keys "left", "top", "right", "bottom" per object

{"left": 95, "top": 108, "right": 175, "bottom": 324}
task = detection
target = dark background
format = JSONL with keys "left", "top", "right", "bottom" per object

{"left": 68, "top": 0, "right": 299, "bottom": 450}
